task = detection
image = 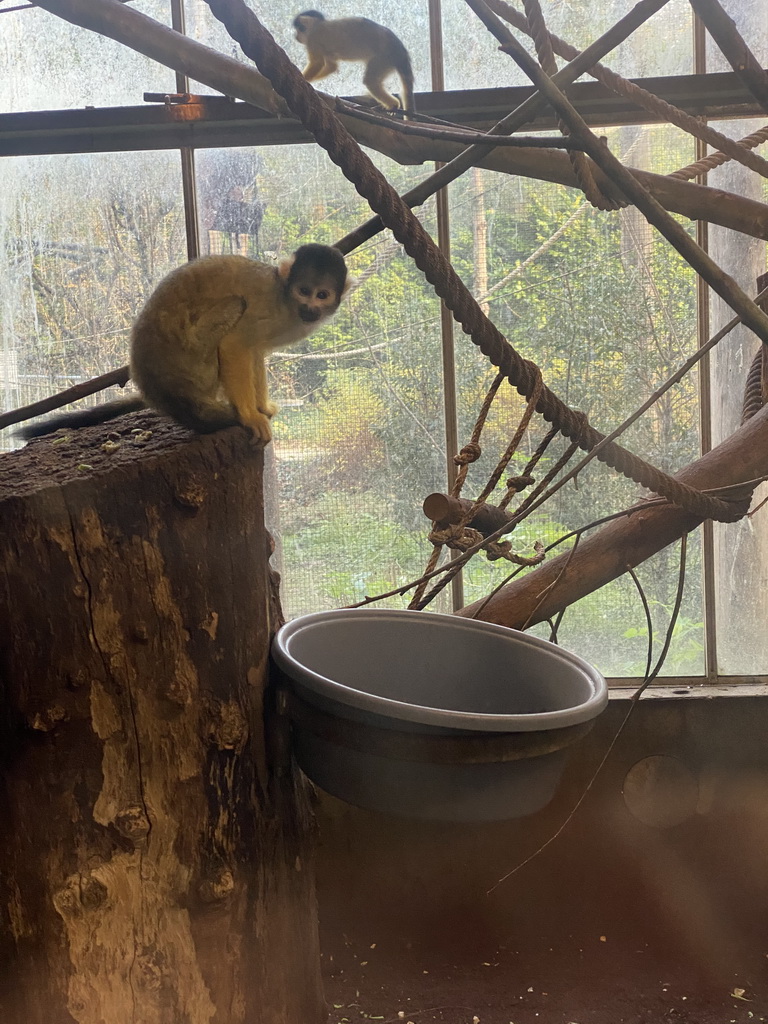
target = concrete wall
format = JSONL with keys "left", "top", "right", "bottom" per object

{"left": 313, "top": 689, "right": 768, "bottom": 976}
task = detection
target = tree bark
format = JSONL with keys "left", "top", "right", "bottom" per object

{"left": 457, "top": 403, "right": 768, "bottom": 627}
{"left": 0, "top": 412, "right": 324, "bottom": 1024}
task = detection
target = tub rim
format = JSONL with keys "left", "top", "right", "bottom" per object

{"left": 272, "top": 608, "right": 608, "bottom": 733}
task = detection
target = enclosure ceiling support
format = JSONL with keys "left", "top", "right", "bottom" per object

{"left": 170, "top": 0, "right": 200, "bottom": 262}
{"left": 0, "top": 70, "right": 766, "bottom": 158}
{"left": 688, "top": 0, "right": 768, "bottom": 111}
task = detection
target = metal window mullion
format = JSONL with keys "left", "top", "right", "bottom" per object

{"left": 429, "top": 0, "right": 464, "bottom": 610}
{"left": 171, "top": 0, "right": 201, "bottom": 261}
{"left": 693, "top": 10, "right": 718, "bottom": 682}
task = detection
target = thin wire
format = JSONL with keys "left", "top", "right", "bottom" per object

{"left": 487, "top": 534, "right": 689, "bottom": 893}
{"left": 627, "top": 565, "right": 654, "bottom": 681}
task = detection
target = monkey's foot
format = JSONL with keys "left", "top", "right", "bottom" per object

{"left": 259, "top": 401, "right": 279, "bottom": 419}
{"left": 240, "top": 410, "right": 273, "bottom": 443}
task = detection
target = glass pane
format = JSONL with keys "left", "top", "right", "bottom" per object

{"left": 195, "top": 144, "right": 448, "bottom": 618}
{"left": 0, "top": 1, "right": 175, "bottom": 112}
{"left": 709, "top": 115, "right": 768, "bottom": 676}
{"left": 705, "top": 0, "right": 766, "bottom": 71}
{"left": 441, "top": 0, "right": 692, "bottom": 92}
{"left": 0, "top": 152, "right": 186, "bottom": 449}
{"left": 184, "top": 0, "right": 431, "bottom": 111}
{"left": 449, "top": 124, "right": 704, "bottom": 677}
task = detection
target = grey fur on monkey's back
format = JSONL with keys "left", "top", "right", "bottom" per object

{"left": 129, "top": 255, "right": 258, "bottom": 433}
{"left": 357, "top": 16, "right": 413, "bottom": 75}
{"left": 16, "top": 256, "right": 253, "bottom": 439}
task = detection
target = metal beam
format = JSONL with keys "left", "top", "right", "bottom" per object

{"left": 0, "top": 69, "right": 765, "bottom": 157}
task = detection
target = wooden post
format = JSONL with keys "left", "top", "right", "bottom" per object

{"left": 0, "top": 411, "right": 324, "bottom": 1024}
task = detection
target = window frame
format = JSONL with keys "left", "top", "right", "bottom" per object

{"left": 1, "top": 1, "right": 765, "bottom": 685}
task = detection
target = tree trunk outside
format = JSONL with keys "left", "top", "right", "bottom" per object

{"left": 0, "top": 411, "right": 324, "bottom": 1024}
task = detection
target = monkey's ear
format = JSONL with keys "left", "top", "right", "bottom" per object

{"left": 277, "top": 255, "right": 295, "bottom": 282}
{"left": 341, "top": 275, "right": 357, "bottom": 297}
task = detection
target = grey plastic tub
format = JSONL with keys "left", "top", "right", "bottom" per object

{"left": 272, "top": 608, "right": 608, "bottom": 822}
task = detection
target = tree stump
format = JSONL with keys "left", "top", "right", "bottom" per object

{"left": 0, "top": 411, "right": 324, "bottom": 1024}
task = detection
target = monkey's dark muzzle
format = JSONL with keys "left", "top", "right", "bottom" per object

{"left": 298, "top": 307, "right": 322, "bottom": 323}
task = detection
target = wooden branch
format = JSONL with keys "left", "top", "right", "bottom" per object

{"left": 12, "top": 0, "right": 768, "bottom": 433}
{"left": 33, "top": 0, "right": 287, "bottom": 116}
{"left": 334, "top": 102, "right": 587, "bottom": 149}
{"left": 30, "top": 0, "right": 768, "bottom": 247}
{"left": 485, "top": 0, "right": 768, "bottom": 181}
{"left": 423, "top": 492, "right": 514, "bottom": 537}
{"left": 335, "top": 0, "right": 674, "bottom": 251}
{"left": 0, "top": 366, "right": 130, "bottom": 431}
{"left": 688, "top": 0, "right": 768, "bottom": 110}
{"left": 398, "top": 140, "right": 768, "bottom": 242}
{"left": 457, "top": 405, "right": 768, "bottom": 627}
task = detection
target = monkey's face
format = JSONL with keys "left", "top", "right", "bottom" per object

{"left": 289, "top": 278, "right": 341, "bottom": 323}
{"left": 293, "top": 14, "right": 319, "bottom": 43}
{"left": 279, "top": 243, "right": 349, "bottom": 325}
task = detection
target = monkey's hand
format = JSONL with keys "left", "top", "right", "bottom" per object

{"left": 259, "top": 401, "right": 279, "bottom": 418}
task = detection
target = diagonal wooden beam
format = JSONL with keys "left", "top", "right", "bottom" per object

{"left": 457, "top": 405, "right": 768, "bottom": 627}
{"left": 688, "top": 0, "right": 768, "bottom": 110}
{"left": 463, "top": 0, "right": 768, "bottom": 349}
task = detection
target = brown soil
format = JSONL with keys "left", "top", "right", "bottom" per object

{"left": 321, "top": 924, "right": 768, "bottom": 1024}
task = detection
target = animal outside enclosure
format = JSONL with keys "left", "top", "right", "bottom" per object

{"left": 1, "top": 0, "right": 768, "bottom": 1022}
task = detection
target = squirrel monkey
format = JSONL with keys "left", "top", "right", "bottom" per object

{"left": 293, "top": 10, "right": 416, "bottom": 116}
{"left": 18, "top": 244, "right": 351, "bottom": 444}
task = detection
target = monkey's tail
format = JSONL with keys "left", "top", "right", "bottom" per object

{"left": 15, "top": 396, "right": 147, "bottom": 440}
{"left": 393, "top": 41, "right": 416, "bottom": 115}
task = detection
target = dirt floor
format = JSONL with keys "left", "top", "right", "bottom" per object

{"left": 321, "top": 924, "right": 768, "bottom": 1024}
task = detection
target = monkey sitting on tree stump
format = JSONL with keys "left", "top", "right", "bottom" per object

{"left": 0, "top": 414, "right": 324, "bottom": 1024}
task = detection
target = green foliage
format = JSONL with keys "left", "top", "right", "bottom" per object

{"left": 280, "top": 493, "right": 429, "bottom": 615}
{"left": 623, "top": 609, "right": 705, "bottom": 677}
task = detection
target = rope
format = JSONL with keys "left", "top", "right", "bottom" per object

{"left": 522, "top": 0, "right": 625, "bottom": 211}
{"left": 485, "top": 0, "right": 768, "bottom": 182}
{"left": 670, "top": 123, "right": 768, "bottom": 181}
{"left": 202, "top": 0, "right": 742, "bottom": 523}
{"left": 450, "top": 371, "right": 504, "bottom": 497}
{"left": 742, "top": 275, "right": 768, "bottom": 424}
{"left": 741, "top": 348, "right": 766, "bottom": 424}
{"left": 420, "top": 374, "right": 548, "bottom": 605}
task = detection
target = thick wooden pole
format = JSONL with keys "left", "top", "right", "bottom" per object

{"left": 688, "top": 0, "right": 768, "bottom": 109}
{"left": 457, "top": 404, "right": 768, "bottom": 627}
{"left": 0, "top": 412, "right": 324, "bottom": 1024}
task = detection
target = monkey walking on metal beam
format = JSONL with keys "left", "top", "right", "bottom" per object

{"left": 293, "top": 10, "right": 416, "bottom": 117}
